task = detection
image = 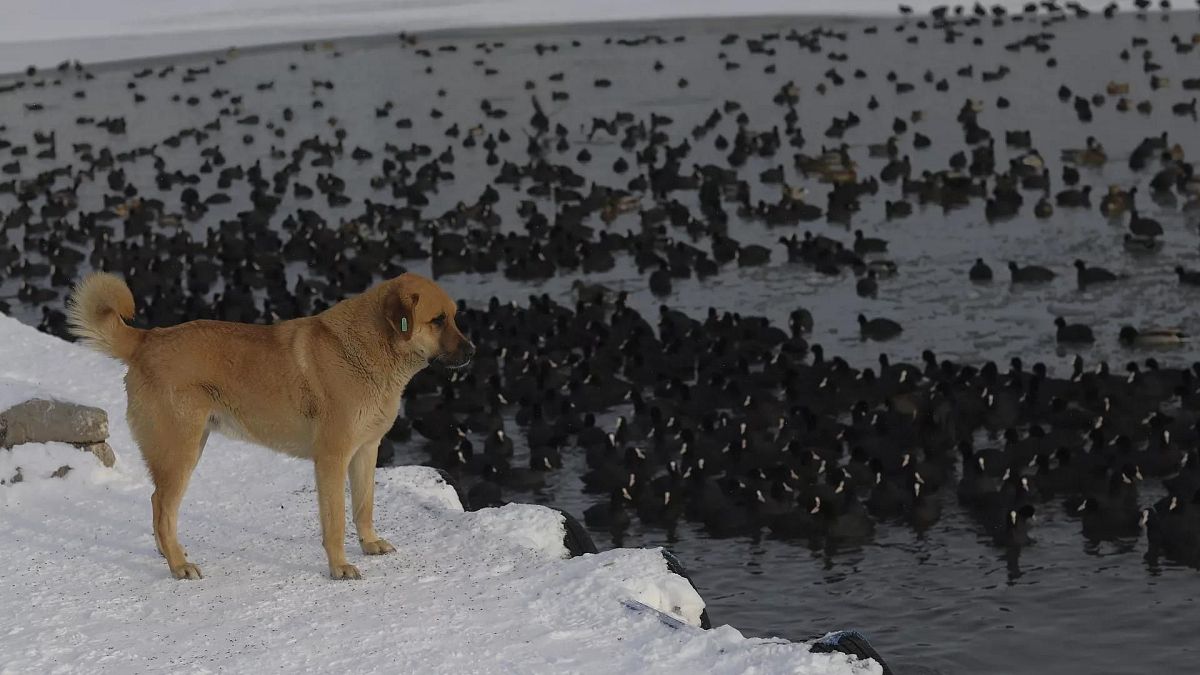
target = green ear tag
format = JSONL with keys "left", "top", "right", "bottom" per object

{"left": 400, "top": 317, "right": 409, "bottom": 332}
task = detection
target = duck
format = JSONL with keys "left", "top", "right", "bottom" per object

{"left": 1172, "top": 98, "right": 1198, "bottom": 117}
{"left": 1074, "top": 260, "right": 1120, "bottom": 288}
{"left": 969, "top": 258, "right": 993, "bottom": 282}
{"left": 905, "top": 476, "right": 942, "bottom": 529}
{"left": 648, "top": 263, "right": 672, "bottom": 296}
{"left": 1008, "top": 262, "right": 1056, "bottom": 283}
{"left": 1128, "top": 203, "right": 1163, "bottom": 238}
{"left": 1143, "top": 492, "right": 1200, "bottom": 564}
{"left": 865, "top": 462, "right": 909, "bottom": 519}
{"left": 483, "top": 428, "right": 514, "bottom": 458}
{"left": 467, "top": 468, "right": 506, "bottom": 510}
{"left": 769, "top": 495, "right": 822, "bottom": 539}
{"left": 856, "top": 269, "right": 878, "bottom": 298}
{"left": 984, "top": 195, "right": 1020, "bottom": 221}
{"left": 1055, "top": 185, "right": 1092, "bottom": 208}
{"left": 1176, "top": 266, "right": 1200, "bottom": 286}
{"left": 1123, "top": 234, "right": 1161, "bottom": 254}
{"left": 583, "top": 489, "right": 633, "bottom": 532}
{"left": 494, "top": 456, "right": 548, "bottom": 491}
{"left": 17, "top": 283, "right": 57, "bottom": 304}
{"left": 790, "top": 308, "right": 814, "bottom": 334}
{"left": 853, "top": 230, "right": 888, "bottom": 255}
{"left": 1099, "top": 185, "right": 1131, "bottom": 218}
{"left": 1077, "top": 474, "right": 1142, "bottom": 539}
{"left": 1119, "top": 326, "right": 1187, "bottom": 347}
{"left": 759, "top": 164, "right": 785, "bottom": 184}
{"left": 991, "top": 504, "right": 1036, "bottom": 547}
{"left": 885, "top": 199, "right": 912, "bottom": 220}
{"left": 813, "top": 490, "right": 876, "bottom": 542}
{"left": 858, "top": 314, "right": 902, "bottom": 341}
{"left": 1061, "top": 136, "right": 1106, "bottom": 166}
{"left": 737, "top": 244, "right": 770, "bottom": 267}
{"left": 866, "top": 260, "right": 898, "bottom": 278}
{"left": 1055, "top": 317, "right": 1095, "bottom": 344}
{"left": 1033, "top": 196, "right": 1053, "bottom": 219}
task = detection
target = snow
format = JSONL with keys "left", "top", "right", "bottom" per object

{"left": 0, "top": 0, "right": 1153, "bottom": 75}
{"left": 0, "top": 313, "right": 878, "bottom": 674}
{"left": 0, "top": 378, "right": 58, "bottom": 414}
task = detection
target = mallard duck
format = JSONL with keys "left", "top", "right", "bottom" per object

{"left": 1060, "top": 136, "right": 1107, "bottom": 166}
{"left": 1100, "top": 185, "right": 1132, "bottom": 218}
{"left": 781, "top": 183, "right": 807, "bottom": 202}
{"left": 1119, "top": 326, "right": 1188, "bottom": 347}
{"left": 1017, "top": 151, "right": 1045, "bottom": 171}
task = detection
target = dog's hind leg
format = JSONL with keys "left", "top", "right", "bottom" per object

{"left": 132, "top": 392, "right": 210, "bottom": 580}
{"left": 350, "top": 437, "right": 395, "bottom": 556}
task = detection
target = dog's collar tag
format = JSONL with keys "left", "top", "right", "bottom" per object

{"left": 400, "top": 317, "right": 409, "bottom": 333}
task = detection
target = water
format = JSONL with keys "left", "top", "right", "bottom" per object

{"left": 3, "top": 8, "right": 1200, "bottom": 673}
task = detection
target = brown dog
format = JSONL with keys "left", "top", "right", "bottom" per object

{"left": 67, "top": 272, "right": 474, "bottom": 580}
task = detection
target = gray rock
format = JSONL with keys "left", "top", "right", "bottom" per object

{"left": 0, "top": 399, "right": 109, "bottom": 449}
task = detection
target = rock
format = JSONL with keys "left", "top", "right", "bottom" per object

{"left": 0, "top": 399, "right": 109, "bottom": 449}
{"left": 661, "top": 550, "right": 712, "bottom": 629}
{"left": 548, "top": 506, "right": 598, "bottom": 557}
{"left": 0, "top": 388, "right": 117, "bottom": 473}
{"left": 75, "top": 441, "right": 116, "bottom": 468}
{"left": 50, "top": 465, "right": 72, "bottom": 479}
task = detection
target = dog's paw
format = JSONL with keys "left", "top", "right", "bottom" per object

{"left": 171, "top": 563, "right": 203, "bottom": 580}
{"left": 329, "top": 563, "right": 362, "bottom": 580}
{"left": 361, "top": 538, "right": 396, "bottom": 555}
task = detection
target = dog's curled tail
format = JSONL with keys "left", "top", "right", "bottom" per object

{"left": 67, "top": 272, "right": 144, "bottom": 363}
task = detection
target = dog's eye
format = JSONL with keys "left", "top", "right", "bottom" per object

{"left": 431, "top": 314, "right": 447, "bottom": 327}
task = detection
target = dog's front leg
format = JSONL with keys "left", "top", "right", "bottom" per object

{"left": 350, "top": 438, "right": 395, "bottom": 556}
{"left": 315, "top": 449, "right": 360, "bottom": 579}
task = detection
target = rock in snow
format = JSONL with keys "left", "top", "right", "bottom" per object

{"left": 0, "top": 314, "right": 878, "bottom": 674}
{"left": 0, "top": 397, "right": 109, "bottom": 449}
{"left": 0, "top": 381, "right": 115, "bottom": 469}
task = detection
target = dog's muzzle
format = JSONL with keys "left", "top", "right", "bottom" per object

{"left": 434, "top": 341, "right": 475, "bottom": 369}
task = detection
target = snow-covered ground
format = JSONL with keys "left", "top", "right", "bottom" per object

{"left": 0, "top": 314, "right": 878, "bottom": 673}
{"left": 0, "top": 0, "right": 1152, "bottom": 75}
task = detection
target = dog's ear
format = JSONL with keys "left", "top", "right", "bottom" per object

{"left": 385, "top": 290, "right": 420, "bottom": 340}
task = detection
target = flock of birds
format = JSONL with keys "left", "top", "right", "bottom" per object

{"left": 1, "top": 2, "right": 1200, "bottom": 565}
{"left": 404, "top": 292, "right": 1200, "bottom": 562}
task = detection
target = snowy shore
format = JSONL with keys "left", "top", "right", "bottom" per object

{"left": 0, "top": 0, "right": 1152, "bottom": 74}
{"left": 0, "top": 315, "right": 877, "bottom": 673}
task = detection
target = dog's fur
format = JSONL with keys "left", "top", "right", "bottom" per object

{"left": 67, "top": 272, "right": 474, "bottom": 580}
